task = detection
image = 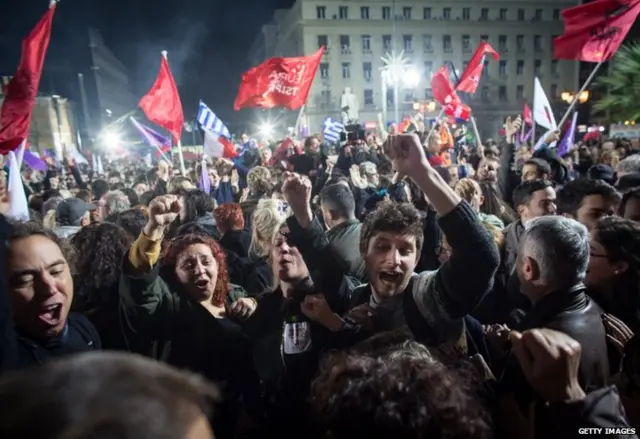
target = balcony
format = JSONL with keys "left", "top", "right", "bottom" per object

{"left": 443, "top": 47, "right": 453, "bottom": 53}
{"left": 423, "top": 45, "right": 434, "bottom": 54}
{"left": 362, "top": 49, "right": 372, "bottom": 56}
{"left": 341, "top": 46, "right": 351, "bottom": 55}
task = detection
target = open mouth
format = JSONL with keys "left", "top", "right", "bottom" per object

{"left": 36, "top": 304, "right": 62, "bottom": 326}
{"left": 194, "top": 279, "right": 209, "bottom": 289}
{"left": 379, "top": 272, "right": 402, "bottom": 285}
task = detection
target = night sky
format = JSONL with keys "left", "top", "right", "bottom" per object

{"left": 0, "top": 0, "right": 294, "bottom": 126}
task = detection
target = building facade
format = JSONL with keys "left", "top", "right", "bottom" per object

{"left": 250, "top": 0, "right": 580, "bottom": 137}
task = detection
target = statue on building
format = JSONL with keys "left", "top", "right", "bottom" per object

{"left": 340, "top": 87, "right": 360, "bottom": 124}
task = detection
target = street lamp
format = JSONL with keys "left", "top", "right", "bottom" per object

{"left": 380, "top": 51, "right": 421, "bottom": 124}
{"left": 258, "top": 122, "right": 274, "bottom": 139}
{"left": 100, "top": 129, "right": 121, "bottom": 147}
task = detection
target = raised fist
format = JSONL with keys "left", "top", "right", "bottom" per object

{"left": 382, "top": 133, "right": 429, "bottom": 180}
{"left": 148, "top": 194, "right": 182, "bottom": 228}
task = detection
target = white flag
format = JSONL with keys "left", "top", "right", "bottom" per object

{"left": 533, "top": 77, "right": 557, "bottom": 131}
{"left": 203, "top": 129, "right": 225, "bottom": 158}
{"left": 7, "top": 150, "right": 29, "bottom": 222}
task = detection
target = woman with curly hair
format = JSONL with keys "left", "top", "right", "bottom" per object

{"left": 118, "top": 194, "right": 262, "bottom": 439}
{"left": 70, "top": 222, "right": 133, "bottom": 350}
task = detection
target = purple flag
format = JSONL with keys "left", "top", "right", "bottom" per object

{"left": 130, "top": 117, "right": 170, "bottom": 148}
{"left": 557, "top": 112, "right": 578, "bottom": 156}
{"left": 22, "top": 149, "right": 47, "bottom": 171}
{"left": 199, "top": 159, "right": 211, "bottom": 194}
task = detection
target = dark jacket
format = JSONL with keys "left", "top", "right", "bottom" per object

{"left": 498, "top": 140, "right": 520, "bottom": 206}
{"left": 287, "top": 201, "right": 501, "bottom": 350}
{"left": 325, "top": 219, "right": 366, "bottom": 280}
{"left": 220, "top": 229, "right": 252, "bottom": 258}
{"left": 500, "top": 285, "right": 610, "bottom": 411}
{"left": 118, "top": 260, "right": 261, "bottom": 439}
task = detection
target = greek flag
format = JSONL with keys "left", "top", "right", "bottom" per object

{"left": 197, "top": 101, "right": 231, "bottom": 138}
{"left": 323, "top": 117, "right": 344, "bottom": 143}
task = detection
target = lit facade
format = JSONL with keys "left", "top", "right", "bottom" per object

{"left": 249, "top": 0, "right": 580, "bottom": 137}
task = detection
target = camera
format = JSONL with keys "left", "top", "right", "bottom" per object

{"left": 340, "top": 123, "right": 367, "bottom": 143}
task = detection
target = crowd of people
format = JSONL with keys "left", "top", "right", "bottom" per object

{"left": 1, "top": 115, "right": 640, "bottom": 438}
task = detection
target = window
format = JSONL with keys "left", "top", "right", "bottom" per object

{"left": 481, "top": 35, "right": 489, "bottom": 42}
{"left": 551, "top": 60, "right": 558, "bottom": 75}
{"left": 499, "top": 8, "right": 507, "bottom": 20}
{"left": 364, "top": 89, "right": 374, "bottom": 105}
{"left": 386, "top": 89, "right": 394, "bottom": 105}
{"left": 499, "top": 60, "right": 507, "bottom": 77}
{"left": 320, "top": 90, "right": 331, "bottom": 104}
{"left": 405, "top": 90, "right": 415, "bottom": 102}
{"left": 534, "top": 35, "right": 542, "bottom": 52}
{"left": 424, "top": 61, "right": 433, "bottom": 77}
{"left": 462, "top": 35, "right": 471, "bottom": 53}
{"left": 499, "top": 86, "right": 507, "bottom": 101}
{"left": 535, "top": 9, "right": 542, "bottom": 20}
{"left": 403, "top": 7, "right": 412, "bottom": 19}
{"left": 362, "top": 35, "right": 371, "bottom": 52}
{"left": 443, "top": 35, "right": 452, "bottom": 52}
{"left": 423, "top": 7, "right": 431, "bottom": 19}
{"left": 499, "top": 35, "right": 507, "bottom": 51}
{"left": 423, "top": 34, "right": 433, "bottom": 52}
{"left": 481, "top": 86, "right": 490, "bottom": 101}
{"left": 339, "top": 6, "right": 348, "bottom": 19}
{"left": 383, "top": 35, "right": 392, "bottom": 51}
{"left": 552, "top": 35, "right": 559, "bottom": 52}
{"left": 553, "top": 9, "right": 560, "bottom": 20}
{"left": 340, "top": 35, "right": 350, "bottom": 53}
{"left": 317, "top": 35, "right": 328, "bottom": 49}
{"left": 518, "top": 9, "right": 525, "bottom": 21}
{"left": 342, "top": 62, "right": 351, "bottom": 79}
{"left": 480, "top": 8, "right": 489, "bottom": 20}
{"left": 462, "top": 8, "right": 470, "bottom": 20}
{"left": 403, "top": 35, "right": 413, "bottom": 51}
{"left": 550, "top": 84, "right": 558, "bottom": 98}
{"left": 517, "top": 60, "right": 524, "bottom": 75}
{"left": 363, "top": 62, "right": 372, "bottom": 80}
{"left": 516, "top": 35, "right": 525, "bottom": 52}
{"left": 382, "top": 6, "right": 391, "bottom": 20}
{"left": 516, "top": 85, "right": 524, "bottom": 100}
{"left": 316, "top": 6, "right": 326, "bottom": 19}
{"left": 535, "top": 59, "right": 542, "bottom": 75}
{"left": 361, "top": 6, "right": 369, "bottom": 19}
{"left": 443, "top": 7, "right": 451, "bottom": 19}
{"left": 320, "top": 63, "right": 329, "bottom": 79}
{"left": 425, "top": 88, "right": 433, "bottom": 99}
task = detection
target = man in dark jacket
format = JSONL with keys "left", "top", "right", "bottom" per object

{"left": 500, "top": 216, "right": 609, "bottom": 413}
{"left": 318, "top": 183, "right": 366, "bottom": 280}
{"left": 284, "top": 133, "right": 501, "bottom": 354}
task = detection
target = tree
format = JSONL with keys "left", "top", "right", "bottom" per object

{"left": 593, "top": 44, "right": 640, "bottom": 122}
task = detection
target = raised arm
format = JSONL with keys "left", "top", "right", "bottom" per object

{"left": 384, "top": 134, "right": 500, "bottom": 323}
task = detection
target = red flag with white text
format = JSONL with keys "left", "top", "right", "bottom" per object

{"left": 0, "top": 4, "right": 56, "bottom": 154}
{"left": 430, "top": 66, "right": 458, "bottom": 106}
{"left": 554, "top": 0, "right": 640, "bottom": 62}
{"left": 444, "top": 102, "right": 471, "bottom": 121}
{"left": 456, "top": 41, "right": 499, "bottom": 94}
{"left": 234, "top": 47, "right": 324, "bottom": 111}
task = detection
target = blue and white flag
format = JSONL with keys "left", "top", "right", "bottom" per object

{"left": 197, "top": 101, "right": 231, "bottom": 139}
{"left": 323, "top": 117, "right": 344, "bottom": 143}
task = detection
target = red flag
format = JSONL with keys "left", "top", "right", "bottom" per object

{"left": 524, "top": 104, "right": 533, "bottom": 125}
{"left": 139, "top": 54, "right": 184, "bottom": 143}
{"left": 0, "top": 4, "right": 56, "bottom": 154}
{"left": 444, "top": 102, "right": 471, "bottom": 121}
{"left": 234, "top": 47, "right": 324, "bottom": 110}
{"left": 554, "top": 0, "right": 640, "bottom": 62}
{"left": 430, "top": 66, "right": 458, "bottom": 105}
{"left": 456, "top": 41, "right": 499, "bottom": 94}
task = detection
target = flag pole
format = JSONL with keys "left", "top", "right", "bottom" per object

{"left": 162, "top": 50, "right": 187, "bottom": 176}
{"left": 425, "top": 107, "right": 446, "bottom": 144}
{"left": 294, "top": 104, "right": 306, "bottom": 139}
{"left": 557, "top": 60, "right": 605, "bottom": 128}
{"left": 470, "top": 116, "right": 482, "bottom": 148}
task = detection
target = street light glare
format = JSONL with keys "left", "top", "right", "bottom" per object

{"left": 102, "top": 130, "right": 121, "bottom": 146}
{"left": 403, "top": 68, "right": 421, "bottom": 87}
{"left": 259, "top": 123, "right": 274, "bottom": 137}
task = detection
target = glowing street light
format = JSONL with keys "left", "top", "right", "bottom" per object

{"left": 380, "top": 51, "right": 421, "bottom": 124}
{"left": 259, "top": 122, "right": 274, "bottom": 138}
{"left": 100, "top": 129, "right": 121, "bottom": 147}
{"left": 402, "top": 67, "right": 421, "bottom": 88}
{"left": 560, "top": 90, "right": 590, "bottom": 104}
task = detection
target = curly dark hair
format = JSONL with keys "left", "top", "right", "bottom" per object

{"left": 360, "top": 199, "right": 424, "bottom": 256}
{"left": 7, "top": 221, "right": 77, "bottom": 274}
{"left": 310, "top": 353, "right": 491, "bottom": 439}
{"left": 161, "top": 234, "right": 230, "bottom": 307}
{"left": 105, "top": 208, "right": 147, "bottom": 238}
{"left": 70, "top": 223, "right": 133, "bottom": 312}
